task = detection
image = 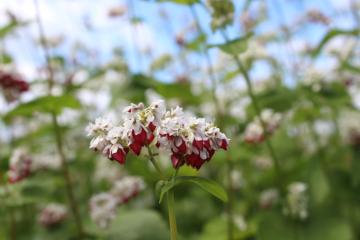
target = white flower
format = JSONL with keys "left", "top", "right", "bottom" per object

{"left": 283, "top": 182, "right": 308, "bottom": 220}
{"left": 110, "top": 176, "right": 145, "bottom": 204}
{"left": 244, "top": 109, "right": 281, "bottom": 144}
{"left": 234, "top": 215, "right": 247, "bottom": 231}
{"left": 86, "top": 118, "right": 114, "bottom": 153}
{"left": 86, "top": 118, "right": 113, "bottom": 137}
{"left": 89, "top": 193, "right": 118, "bottom": 229}
{"left": 87, "top": 101, "right": 229, "bottom": 169}
{"left": 244, "top": 122, "right": 264, "bottom": 143}
{"left": 31, "top": 154, "right": 61, "bottom": 171}
{"left": 259, "top": 188, "right": 279, "bottom": 209}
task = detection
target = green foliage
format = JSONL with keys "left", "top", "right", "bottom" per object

{"left": 2, "top": 95, "right": 81, "bottom": 122}
{"left": 311, "top": 28, "right": 360, "bottom": 57}
{"left": 0, "top": 20, "right": 21, "bottom": 39}
{"left": 209, "top": 33, "right": 253, "bottom": 55}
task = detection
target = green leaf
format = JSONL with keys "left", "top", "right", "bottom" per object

{"left": 158, "top": 176, "right": 228, "bottom": 203}
{"left": 185, "top": 33, "right": 207, "bottom": 52}
{"left": 0, "top": 21, "right": 18, "bottom": 39}
{"left": 150, "top": 54, "right": 172, "bottom": 72}
{"left": 340, "top": 61, "right": 360, "bottom": 74}
{"left": 3, "top": 95, "right": 81, "bottom": 122}
{"left": 311, "top": 28, "right": 360, "bottom": 57}
{"left": 209, "top": 33, "right": 253, "bottom": 55}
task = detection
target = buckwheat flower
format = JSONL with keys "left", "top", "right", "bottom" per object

{"left": 86, "top": 118, "right": 129, "bottom": 164}
{"left": 123, "top": 101, "right": 165, "bottom": 155}
{"left": 38, "top": 203, "right": 67, "bottom": 228}
{"left": 105, "top": 126, "right": 130, "bottom": 164}
{"left": 86, "top": 117, "right": 113, "bottom": 152}
{"left": 158, "top": 108, "right": 229, "bottom": 170}
{"left": 89, "top": 193, "right": 118, "bottom": 229}
{"left": 0, "top": 70, "right": 29, "bottom": 102}
{"left": 260, "top": 109, "right": 281, "bottom": 133}
{"left": 224, "top": 170, "right": 244, "bottom": 190}
{"left": 234, "top": 215, "right": 247, "bottom": 231}
{"left": 8, "top": 148, "right": 32, "bottom": 184}
{"left": 259, "top": 188, "right": 279, "bottom": 209}
{"left": 283, "top": 182, "right": 308, "bottom": 220}
{"left": 244, "top": 109, "right": 281, "bottom": 144}
{"left": 244, "top": 122, "right": 264, "bottom": 144}
{"left": 110, "top": 176, "right": 145, "bottom": 204}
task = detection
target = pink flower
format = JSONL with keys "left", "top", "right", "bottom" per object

{"left": 38, "top": 203, "right": 67, "bottom": 228}
{"left": 0, "top": 71, "right": 29, "bottom": 102}
{"left": 110, "top": 176, "right": 145, "bottom": 204}
{"left": 8, "top": 149, "right": 32, "bottom": 184}
{"left": 244, "top": 109, "right": 281, "bottom": 144}
{"left": 87, "top": 101, "right": 229, "bottom": 170}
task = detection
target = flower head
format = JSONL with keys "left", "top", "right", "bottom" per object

{"left": 244, "top": 109, "right": 281, "bottom": 144}
{"left": 283, "top": 182, "right": 308, "bottom": 220}
{"left": 87, "top": 101, "right": 229, "bottom": 170}
{"left": 0, "top": 71, "right": 29, "bottom": 102}
{"left": 110, "top": 176, "right": 145, "bottom": 204}
{"left": 157, "top": 108, "right": 229, "bottom": 169}
{"left": 8, "top": 148, "right": 32, "bottom": 184}
{"left": 89, "top": 193, "right": 118, "bottom": 229}
{"left": 38, "top": 203, "right": 67, "bottom": 228}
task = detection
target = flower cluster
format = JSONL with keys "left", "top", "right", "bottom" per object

{"left": 111, "top": 176, "right": 145, "bottom": 204}
{"left": 8, "top": 149, "right": 32, "bottom": 184}
{"left": 89, "top": 192, "right": 118, "bottom": 229}
{"left": 244, "top": 109, "right": 281, "bottom": 144}
{"left": 157, "top": 107, "right": 229, "bottom": 169}
{"left": 38, "top": 203, "right": 68, "bottom": 228}
{"left": 86, "top": 101, "right": 229, "bottom": 170}
{"left": 283, "top": 182, "right": 308, "bottom": 221}
{"left": 0, "top": 70, "right": 29, "bottom": 102}
{"left": 89, "top": 176, "right": 145, "bottom": 228}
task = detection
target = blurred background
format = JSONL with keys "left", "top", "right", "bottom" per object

{"left": 0, "top": 0, "right": 359, "bottom": 239}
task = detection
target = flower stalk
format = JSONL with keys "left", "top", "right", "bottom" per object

{"left": 220, "top": 30, "right": 283, "bottom": 191}
{"left": 167, "top": 189, "right": 178, "bottom": 240}
{"left": 147, "top": 145, "right": 178, "bottom": 240}
{"left": 33, "top": 0, "right": 84, "bottom": 237}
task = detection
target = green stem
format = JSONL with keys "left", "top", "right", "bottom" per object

{"left": 220, "top": 30, "right": 283, "bottom": 191}
{"left": 51, "top": 114, "right": 84, "bottom": 238}
{"left": 9, "top": 208, "right": 16, "bottom": 240}
{"left": 167, "top": 189, "right": 178, "bottom": 240}
{"left": 146, "top": 146, "right": 164, "bottom": 179}
{"left": 33, "top": 0, "right": 84, "bottom": 237}
{"left": 226, "top": 154, "right": 234, "bottom": 240}
{"left": 146, "top": 146, "right": 178, "bottom": 239}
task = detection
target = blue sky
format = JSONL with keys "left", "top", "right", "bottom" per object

{"left": 0, "top": 0, "right": 357, "bottom": 83}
